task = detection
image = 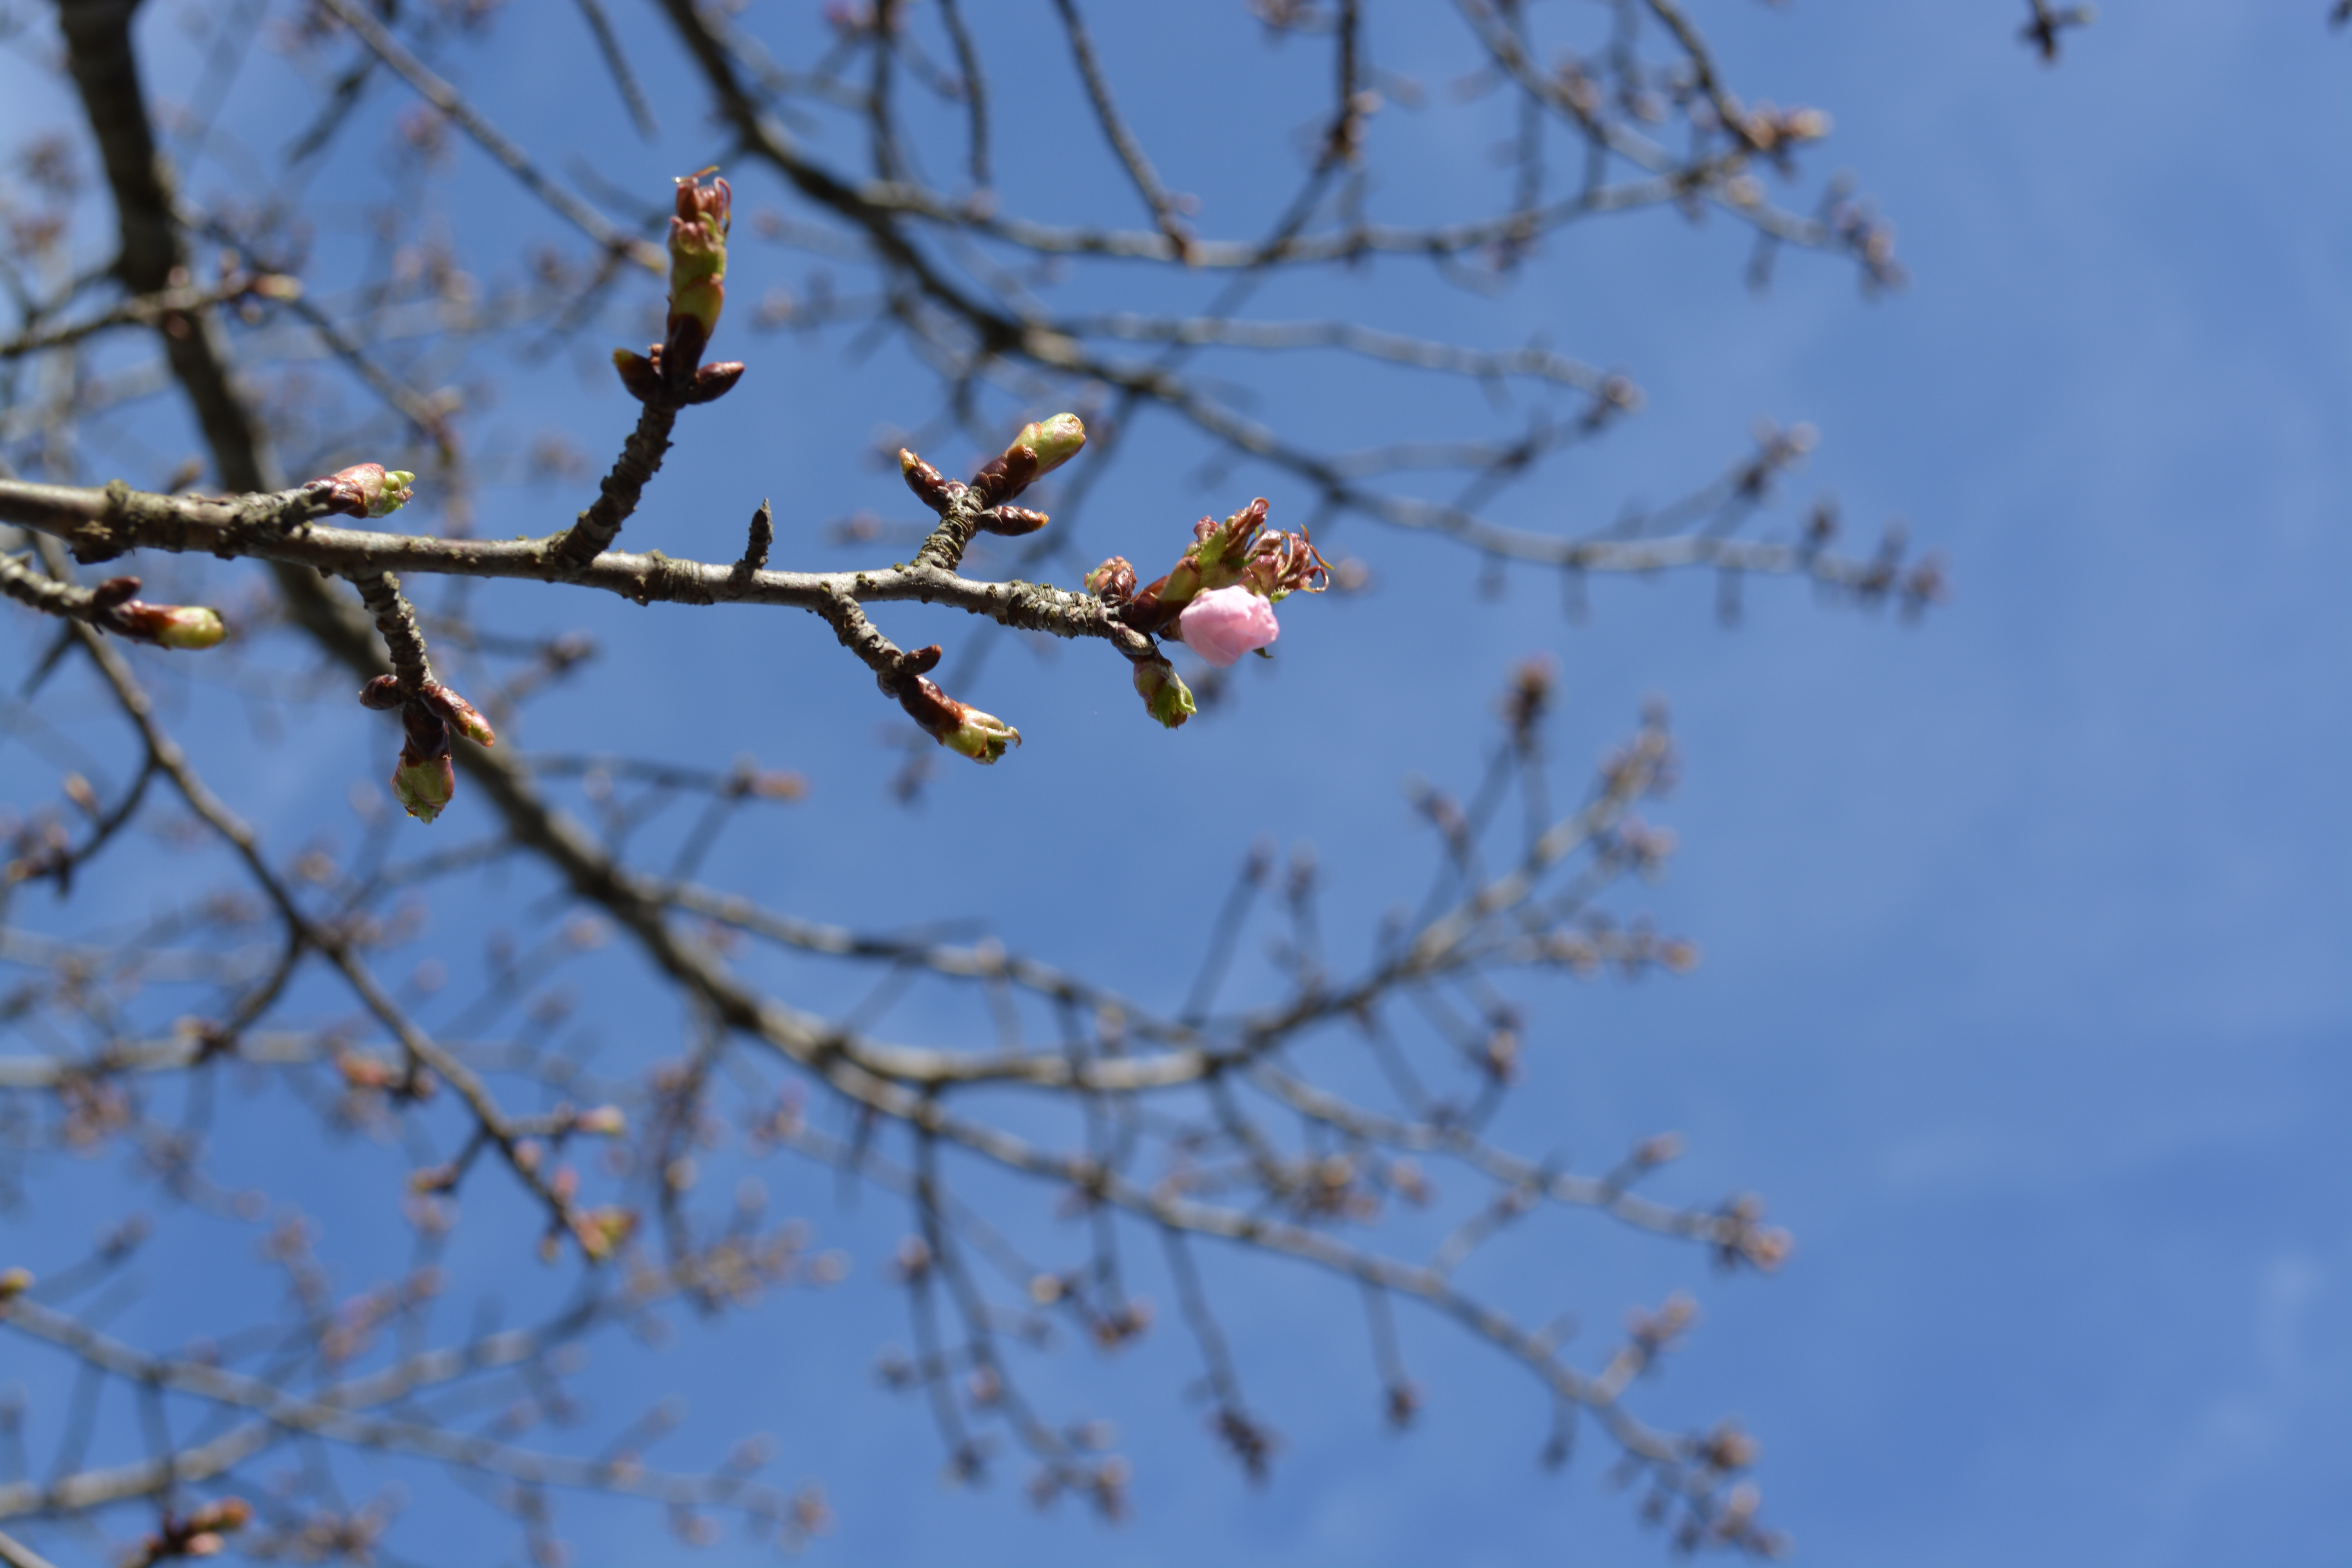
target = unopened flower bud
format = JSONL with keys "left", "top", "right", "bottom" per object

{"left": 1086, "top": 556, "right": 1136, "bottom": 602}
{"left": 150, "top": 606, "right": 225, "bottom": 649}
{"left": 357, "top": 674, "right": 404, "bottom": 710}
{"left": 968, "top": 413, "right": 1087, "bottom": 506}
{"left": 1174, "top": 584, "right": 1279, "bottom": 667}
{"left": 421, "top": 682, "right": 497, "bottom": 748}
{"left": 664, "top": 169, "right": 731, "bottom": 372}
{"left": 1013, "top": 413, "right": 1086, "bottom": 477}
{"left": 109, "top": 598, "right": 227, "bottom": 649}
{"left": 313, "top": 462, "right": 416, "bottom": 519}
{"left": 391, "top": 750, "right": 455, "bottom": 823}
{"left": 0, "top": 1267, "right": 31, "bottom": 1302}
{"left": 1131, "top": 656, "right": 1195, "bottom": 729}
{"left": 573, "top": 1105, "right": 627, "bottom": 1137}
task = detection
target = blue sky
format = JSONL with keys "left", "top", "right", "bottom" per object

{"left": 2, "top": 2, "right": 2346, "bottom": 1564}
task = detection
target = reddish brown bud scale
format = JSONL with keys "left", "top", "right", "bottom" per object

{"left": 967, "top": 444, "right": 1040, "bottom": 508}
{"left": 1086, "top": 557, "right": 1136, "bottom": 603}
{"left": 421, "top": 682, "right": 497, "bottom": 748}
{"left": 612, "top": 348, "right": 663, "bottom": 403}
{"left": 684, "top": 361, "right": 746, "bottom": 405}
{"left": 981, "top": 506, "right": 1049, "bottom": 536}
{"left": 898, "top": 449, "right": 964, "bottom": 512}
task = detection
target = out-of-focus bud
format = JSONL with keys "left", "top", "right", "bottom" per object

{"left": 312, "top": 462, "right": 417, "bottom": 519}
{"left": 1174, "top": 584, "right": 1279, "bottom": 667}
{"left": 573, "top": 1205, "right": 639, "bottom": 1261}
{"left": 612, "top": 347, "right": 664, "bottom": 402}
{"left": 1131, "top": 656, "right": 1195, "bottom": 729}
{"left": 1086, "top": 556, "right": 1136, "bottom": 603}
{"left": 195, "top": 1499, "right": 253, "bottom": 1533}
{"left": 421, "top": 682, "right": 497, "bottom": 748}
{"left": 0, "top": 1266, "right": 31, "bottom": 1303}
{"left": 390, "top": 749, "right": 455, "bottom": 824}
{"left": 108, "top": 599, "right": 227, "bottom": 649}
{"left": 684, "top": 360, "right": 745, "bottom": 405}
{"left": 982, "top": 505, "right": 1049, "bottom": 536}
{"left": 900, "top": 448, "right": 965, "bottom": 512}
{"left": 147, "top": 606, "right": 226, "bottom": 649}
{"left": 573, "top": 1105, "right": 627, "bottom": 1137}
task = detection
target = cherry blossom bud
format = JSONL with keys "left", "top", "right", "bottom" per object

{"left": 358, "top": 674, "right": 404, "bottom": 710}
{"left": 1013, "top": 413, "right": 1086, "bottom": 478}
{"left": 107, "top": 599, "right": 227, "bottom": 649}
{"left": 0, "top": 1267, "right": 31, "bottom": 1302}
{"left": 313, "top": 462, "right": 417, "bottom": 519}
{"left": 421, "top": 682, "right": 497, "bottom": 748}
{"left": 664, "top": 169, "right": 731, "bottom": 374}
{"left": 1131, "top": 656, "right": 1195, "bottom": 728}
{"left": 573, "top": 1105, "right": 627, "bottom": 1137}
{"left": 391, "top": 749, "right": 455, "bottom": 823}
{"left": 1086, "top": 556, "right": 1136, "bottom": 602}
{"left": 1174, "top": 584, "right": 1279, "bottom": 667}
{"left": 969, "top": 413, "right": 1086, "bottom": 506}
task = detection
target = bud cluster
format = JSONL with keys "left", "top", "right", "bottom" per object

{"left": 1119, "top": 497, "right": 1330, "bottom": 638}
{"left": 898, "top": 412, "right": 1087, "bottom": 534}
{"left": 611, "top": 169, "right": 746, "bottom": 405}
{"left": 1089, "top": 497, "right": 1329, "bottom": 724}
{"left": 359, "top": 674, "right": 497, "bottom": 823}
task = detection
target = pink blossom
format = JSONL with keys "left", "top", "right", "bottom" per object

{"left": 1177, "top": 585, "right": 1280, "bottom": 667}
